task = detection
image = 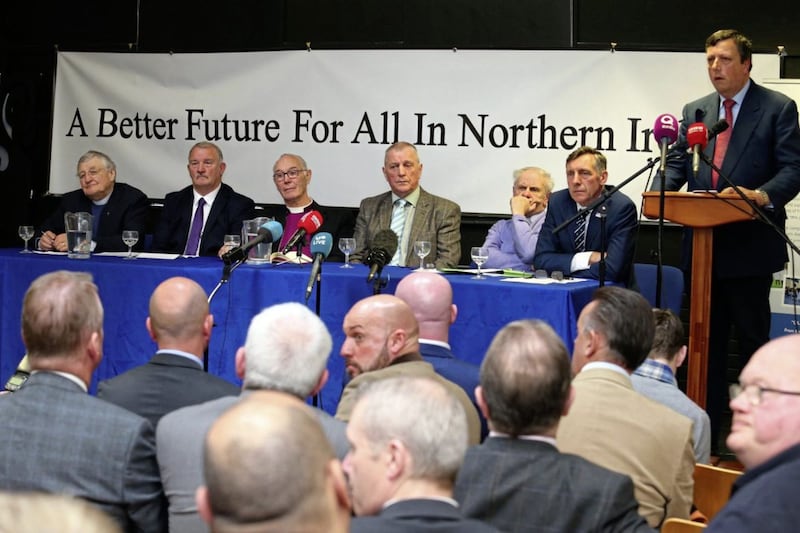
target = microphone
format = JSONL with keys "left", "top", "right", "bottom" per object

{"left": 652, "top": 113, "right": 679, "bottom": 175}
{"left": 281, "top": 210, "right": 323, "bottom": 254}
{"left": 707, "top": 119, "right": 729, "bottom": 141}
{"left": 305, "top": 232, "right": 333, "bottom": 301}
{"left": 366, "top": 229, "right": 399, "bottom": 283}
{"left": 687, "top": 122, "right": 708, "bottom": 177}
{"left": 222, "top": 220, "right": 283, "bottom": 264}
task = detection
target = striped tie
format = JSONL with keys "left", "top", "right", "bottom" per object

{"left": 389, "top": 199, "right": 406, "bottom": 265}
{"left": 574, "top": 209, "right": 589, "bottom": 252}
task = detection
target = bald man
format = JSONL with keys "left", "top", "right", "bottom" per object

{"left": 97, "top": 276, "right": 239, "bottom": 427}
{"left": 395, "top": 271, "right": 484, "bottom": 436}
{"left": 335, "top": 294, "right": 482, "bottom": 444}
{"left": 197, "top": 391, "right": 351, "bottom": 533}
{"left": 707, "top": 334, "right": 800, "bottom": 532}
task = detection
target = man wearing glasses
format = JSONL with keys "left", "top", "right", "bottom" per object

{"left": 261, "top": 153, "right": 354, "bottom": 261}
{"left": 706, "top": 333, "right": 800, "bottom": 531}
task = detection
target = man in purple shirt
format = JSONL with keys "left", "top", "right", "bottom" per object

{"left": 482, "top": 167, "right": 553, "bottom": 271}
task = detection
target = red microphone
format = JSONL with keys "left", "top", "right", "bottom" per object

{"left": 281, "top": 210, "right": 323, "bottom": 254}
{"left": 686, "top": 122, "right": 708, "bottom": 177}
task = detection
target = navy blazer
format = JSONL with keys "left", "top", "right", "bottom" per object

{"left": 534, "top": 186, "right": 638, "bottom": 285}
{"left": 40, "top": 182, "right": 149, "bottom": 252}
{"left": 152, "top": 183, "right": 255, "bottom": 256}
{"left": 97, "top": 352, "right": 240, "bottom": 428}
{"left": 259, "top": 200, "right": 355, "bottom": 261}
{"left": 662, "top": 81, "right": 800, "bottom": 278}
{"left": 351, "top": 498, "right": 500, "bottom": 533}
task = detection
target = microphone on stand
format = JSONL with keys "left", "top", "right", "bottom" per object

{"left": 222, "top": 220, "right": 283, "bottom": 265}
{"left": 687, "top": 122, "right": 708, "bottom": 177}
{"left": 366, "top": 229, "right": 399, "bottom": 283}
{"left": 305, "top": 232, "right": 333, "bottom": 302}
{"left": 652, "top": 113, "right": 679, "bottom": 175}
{"left": 281, "top": 210, "right": 323, "bottom": 254}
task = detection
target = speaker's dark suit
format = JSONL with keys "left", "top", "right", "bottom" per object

{"left": 40, "top": 182, "right": 149, "bottom": 252}
{"left": 661, "top": 80, "right": 800, "bottom": 441}
{"left": 152, "top": 183, "right": 255, "bottom": 256}
{"left": 534, "top": 186, "right": 638, "bottom": 285}
{"left": 454, "top": 437, "right": 653, "bottom": 533}
{"left": 0, "top": 372, "right": 167, "bottom": 532}
{"left": 260, "top": 200, "right": 355, "bottom": 261}
{"left": 96, "top": 352, "right": 240, "bottom": 428}
{"left": 351, "top": 499, "right": 501, "bottom": 533}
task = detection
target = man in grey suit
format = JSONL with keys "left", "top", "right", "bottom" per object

{"left": 351, "top": 141, "right": 461, "bottom": 268}
{"left": 156, "top": 301, "right": 348, "bottom": 533}
{"left": 97, "top": 276, "right": 239, "bottom": 427}
{"left": 346, "top": 376, "right": 500, "bottom": 533}
{"left": 454, "top": 319, "right": 652, "bottom": 533}
{"left": 0, "top": 271, "right": 166, "bottom": 532}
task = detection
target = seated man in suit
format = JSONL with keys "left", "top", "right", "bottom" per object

{"left": 631, "top": 308, "right": 712, "bottom": 464}
{"left": 707, "top": 333, "right": 800, "bottom": 532}
{"left": 157, "top": 302, "right": 348, "bottom": 533}
{"left": 152, "top": 141, "right": 255, "bottom": 256}
{"left": 38, "top": 150, "right": 148, "bottom": 253}
{"left": 482, "top": 166, "right": 553, "bottom": 271}
{"left": 534, "top": 146, "right": 638, "bottom": 285}
{"left": 394, "top": 270, "right": 484, "bottom": 437}
{"left": 196, "top": 392, "right": 351, "bottom": 533}
{"left": 345, "top": 376, "right": 500, "bottom": 533}
{"left": 0, "top": 271, "right": 166, "bottom": 531}
{"left": 335, "top": 294, "right": 481, "bottom": 444}
{"left": 556, "top": 286, "right": 694, "bottom": 529}
{"left": 351, "top": 141, "right": 461, "bottom": 269}
{"left": 257, "top": 153, "right": 355, "bottom": 261}
{"left": 97, "top": 276, "right": 239, "bottom": 427}
{"left": 455, "top": 319, "right": 652, "bottom": 533}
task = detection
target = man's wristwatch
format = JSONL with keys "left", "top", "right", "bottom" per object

{"left": 755, "top": 189, "right": 770, "bottom": 206}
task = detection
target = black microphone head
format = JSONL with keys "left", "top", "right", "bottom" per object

{"left": 373, "top": 229, "right": 399, "bottom": 259}
{"left": 709, "top": 119, "right": 729, "bottom": 137}
{"left": 695, "top": 108, "right": 706, "bottom": 123}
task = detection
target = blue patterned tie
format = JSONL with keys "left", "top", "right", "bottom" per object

{"left": 389, "top": 199, "right": 406, "bottom": 265}
{"left": 574, "top": 209, "right": 589, "bottom": 252}
{"left": 184, "top": 197, "right": 206, "bottom": 255}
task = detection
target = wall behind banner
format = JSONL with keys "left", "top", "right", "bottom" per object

{"left": 3, "top": 0, "right": 800, "bottom": 245}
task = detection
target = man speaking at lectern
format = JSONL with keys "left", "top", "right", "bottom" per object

{"left": 657, "top": 29, "right": 800, "bottom": 450}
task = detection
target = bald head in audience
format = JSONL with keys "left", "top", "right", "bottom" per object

{"left": 394, "top": 271, "right": 456, "bottom": 343}
{"left": 147, "top": 276, "right": 213, "bottom": 355}
{"left": 197, "top": 392, "right": 351, "bottom": 533}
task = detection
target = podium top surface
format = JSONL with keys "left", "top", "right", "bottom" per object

{"left": 642, "top": 191, "right": 758, "bottom": 228}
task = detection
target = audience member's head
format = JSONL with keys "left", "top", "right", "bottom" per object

{"left": 728, "top": 333, "right": 800, "bottom": 470}
{"left": 187, "top": 141, "right": 226, "bottom": 196}
{"left": 478, "top": 320, "right": 572, "bottom": 437}
{"left": 75, "top": 150, "right": 117, "bottom": 201}
{"left": 197, "top": 391, "right": 350, "bottom": 533}
{"left": 237, "top": 302, "right": 333, "bottom": 398}
{"left": 340, "top": 294, "right": 419, "bottom": 378}
{"left": 572, "top": 286, "right": 654, "bottom": 374}
{"left": 146, "top": 277, "right": 212, "bottom": 355}
{"left": 565, "top": 145, "right": 608, "bottom": 207}
{"left": 342, "top": 376, "right": 468, "bottom": 516}
{"left": 648, "top": 309, "right": 687, "bottom": 370}
{"left": 272, "top": 153, "right": 313, "bottom": 208}
{"left": 382, "top": 141, "right": 422, "bottom": 198}
{"left": 21, "top": 270, "right": 104, "bottom": 385}
{"left": 0, "top": 491, "right": 123, "bottom": 533}
{"left": 512, "top": 166, "right": 554, "bottom": 216}
{"left": 394, "top": 271, "right": 456, "bottom": 343}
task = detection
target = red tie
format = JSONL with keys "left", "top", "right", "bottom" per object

{"left": 712, "top": 98, "right": 735, "bottom": 188}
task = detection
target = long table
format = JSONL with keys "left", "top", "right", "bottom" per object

{"left": 0, "top": 249, "right": 599, "bottom": 413}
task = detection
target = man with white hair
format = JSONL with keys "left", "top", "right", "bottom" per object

{"left": 156, "top": 302, "right": 346, "bottom": 533}
{"left": 706, "top": 333, "right": 800, "bottom": 531}
{"left": 344, "top": 376, "right": 499, "bottom": 532}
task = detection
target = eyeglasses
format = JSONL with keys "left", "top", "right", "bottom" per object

{"left": 272, "top": 168, "right": 306, "bottom": 182}
{"left": 729, "top": 382, "right": 800, "bottom": 406}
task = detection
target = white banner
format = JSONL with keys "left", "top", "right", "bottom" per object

{"left": 51, "top": 50, "right": 780, "bottom": 214}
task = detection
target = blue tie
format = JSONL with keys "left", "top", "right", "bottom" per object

{"left": 574, "top": 209, "right": 589, "bottom": 252}
{"left": 389, "top": 199, "right": 406, "bottom": 265}
{"left": 184, "top": 197, "right": 206, "bottom": 255}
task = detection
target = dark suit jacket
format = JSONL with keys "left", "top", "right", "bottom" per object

{"left": 40, "top": 182, "right": 149, "bottom": 252}
{"left": 454, "top": 437, "right": 653, "bottom": 533}
{"left": 260, "top": 200, "right": 355, "bottom": 261}
{"left": 152, "top": 183, "right": 255, "bottom": 256}
{"left": 0, "top": 372, "right": 167, "bottom": 532}
{"left": 96, "top": 352, "right": 240, "bottom": 428}
{"left": 534, "top": 186, "right": 638, "bottom": 285}
{"left": 351, "top": 187, "right": 461, "bottom": 268}
{"left": 662, "top": 81, "right": 800, "bottom": 278}
{"left": 351, "top": 498, "right": 500, "bottom": 533}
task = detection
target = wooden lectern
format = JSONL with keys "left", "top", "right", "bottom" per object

{"left": 642, "top": 191, "right": 757, "bottom": 408}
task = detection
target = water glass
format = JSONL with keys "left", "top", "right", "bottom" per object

{"left": 470, "top": 246, "right": 489, "bottom": 279}
{"left": 18, "top": 226, "right": 34, "bottom": 253}
{"left": 413, "top": 241, "right": 432, "bottom": 270}
{"left": 122, "top": 230, "right": 139, "bottom": 259}
{"left": 339, "top": 238, "right": 356, "bottom": 268}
